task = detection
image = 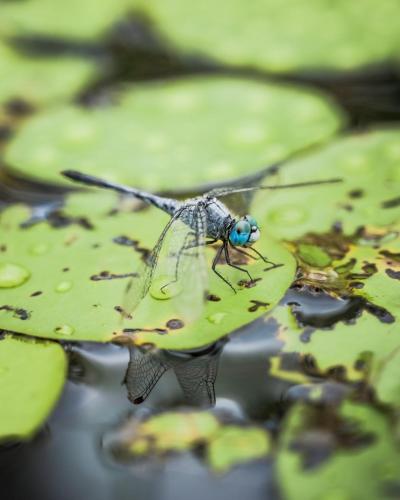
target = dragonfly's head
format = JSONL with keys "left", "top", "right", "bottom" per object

{"left": 228, "top": 215, "right": 260, "bottom": 247}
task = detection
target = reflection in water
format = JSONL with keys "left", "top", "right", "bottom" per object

{"left": 124, "top": 341, "right": 226, "bottom": 407}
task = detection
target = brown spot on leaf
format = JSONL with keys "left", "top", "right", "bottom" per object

{"left": 30, "top": 291, "right": 42, "bottom": 297}
{"left": 206, "top": 293, "right": 221, "bottom": 302}
{"left": 91, "top": 270, "right": 138, "bottom": 281}
{"left": 0, "top": 305, "right": 30, "bottom": 320}
{"left": 5, "top": 98, "right": 35, "bottom": 117}
{"left": 123, "top": 327, "right": 168, "bottom": 335}
{"left": 113, "top": 235, "right": 151, "bottom": 262}
{"left": 248, "top": 300, "right": 269, "bottom": 312}
{"left": 348, "top": 189, "right": 364, "bottom": 199}
{"left": 381, "top": 196, "right": 400, "bottom": 209}
{"left": 380, "top": 250, "right": 400, "bottom": 263}
{"left": 166, "top": 318, "right": 184, "bottom": 330}
{"left": 386, "top": 268, "right": 400, "bottom": 280}
{"left": 364, "top": 301, "right": 395, "bottom": 324}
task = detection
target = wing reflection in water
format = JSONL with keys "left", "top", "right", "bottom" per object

{"left": 123, "top": 340, "right": 226, "bottom": 407}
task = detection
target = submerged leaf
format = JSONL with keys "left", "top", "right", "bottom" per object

{"left": 112, "top": 410, "right": 270, "bottom": 473}
{"left": 208, "top": 426, "right": 270, "bottom": 473}
{"left": 130, "top": 412, "right": 219, "bottom": 453}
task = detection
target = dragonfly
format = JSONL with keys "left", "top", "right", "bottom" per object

{"left": 62, "top": 170, "right": 341, "bottom": 320}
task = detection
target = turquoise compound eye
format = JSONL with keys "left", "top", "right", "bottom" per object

{"left": 244, "top": 215, "right": 258, "bottom": 231}
{"left": 229, "top": 220, "right": 251, "bottom": 246}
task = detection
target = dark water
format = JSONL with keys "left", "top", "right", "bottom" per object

{"left": 1, "top": 12, "right": 400, "bottom": 500}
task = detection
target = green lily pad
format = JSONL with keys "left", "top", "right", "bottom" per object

{"left": 275, "top": 306, "right": 398, "bottom": 382}
{"left": 372, "top": 349, "right": 400, "bottom": 407}
{"left": 0, "top": 191, "right": 295, "bottom": 348}
{"left": 117, "top": 410, "right": 270, "bottom": 472}
{"left": 207, "top": 426, "right": 270, "bottom": 473}
{"left": 268, "top": 225, "right": 400, "bottom": 407}
{"left": 0, "top": 0, "right": 130, "bottom": 40}
{"left": 0, "top": 335, "right": 66, "bottom": 440}
{"left": 277, "top": 402, "right": 400, "bottom": 500}
{"left": 4, "top": 77, "right": 343, "bottom": 190}
{"left": 254, "top": 129, "right": 400, "bottom": 240}
{"left": 135, "top": 0, "right": 400, "bottom": 73}
{"left": 0, "top": 41, "right": 96, "bottom": 107}
{"left": 297, "top": 243, "right": 332, "bottom": 268}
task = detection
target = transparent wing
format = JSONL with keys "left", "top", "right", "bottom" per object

{"left": 172, "top": 352, "right": 220, "bottom": 407}
{"left": 152, "top": 203, "right": 208, "bottom": 323}
{"left": 206, "top": 178, "right": 342, "bottom": 199}
{"left": 122, "top": 204, "right": 208, "bottom": 322}
{"left": 124, "top": 346, "right": 170, "bottom": 404}
{"left": 121, "top": 208, "right": 187, "bottom": 317}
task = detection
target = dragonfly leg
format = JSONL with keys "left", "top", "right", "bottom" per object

{"left": 224, "top": 243, "right": 253, "bottom": 281}
{"left": 160, "top": 232, "right": 195, "bottom": 293}
{"left": 246, "top": 246, "right": 283, "bottom": 270}
{"left": 228, "top": 241, "right": 258, "bottom": 260}
{"left": 212, "top": 244, "right": 236, "bottom": 293}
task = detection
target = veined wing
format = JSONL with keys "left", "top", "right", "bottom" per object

{"left": 122, "top": 203, "right": 208, "bottom": 322}
{"left": 172, "top": 350, "right": 221, "bottom": 407}
{"left": 206, "top": 178, "right": 342, "bottom": 199}
{"left": 151, "top": 202, "right": 208, "bottom": 323}
{"left": 124, "top": 346, "right": 170, "bottom": 404}
{"left": 121, "top": 207, "right": 187, "bottom": 318}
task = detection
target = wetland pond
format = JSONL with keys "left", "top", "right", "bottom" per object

{"left": 1, "top": 2, "right": 400, "bottom": 500}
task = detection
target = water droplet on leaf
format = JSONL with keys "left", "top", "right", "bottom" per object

{"left": 207, "top": 312, "right": 227, "bottom": 324}
{"left": 54, "top": 324, "right": 74, "bottom": 336}
{"left": 30, "top": 243, "right": 49, "bottom": 255}
{"left": 0, "top": 263, "right": 30, "bottom": 288}
{"left": 55, "top": 281, "right": 73, "bottom": 293}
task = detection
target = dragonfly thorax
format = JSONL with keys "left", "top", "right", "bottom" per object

{"left": 228, "top": 215, "right": 260, "bottom": 247}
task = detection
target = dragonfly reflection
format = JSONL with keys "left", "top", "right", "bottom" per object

{"left": 123, "top": 341, "right": 226, "bottom": 407}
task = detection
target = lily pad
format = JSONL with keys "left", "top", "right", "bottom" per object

{"left": 128, "top": 412, "right": 220, "bottom": 454}
{"left": 207, "top": 426, "right": 270, "bottom": 473}
{"left": 114, "top": 410, "right": 270, "bottom": 472}
{"left": 4, "top": 77, "right": 343, "bottom": 190}
{"left": 0, "top": 41, "right": 96, "bottom": 107}
{"left": 135, "top": 0, "right": 400, "bottom": 73}
{"left": 254, "top": 129, "right": 400, "bottom": 240}
{"left": 0, "top": 0, "right": 130, "bottom": 40}
{"left": 0, "top": 191, "right": 295, "bottom": 348}
{"left": 268, "top": 225, "right": 400, "bottom": 407}
{"left": 0, "top": 335, "right": 66, "bottom": 440}
{"left": 277, "top": 402, "right": 400, "bottom": 500}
